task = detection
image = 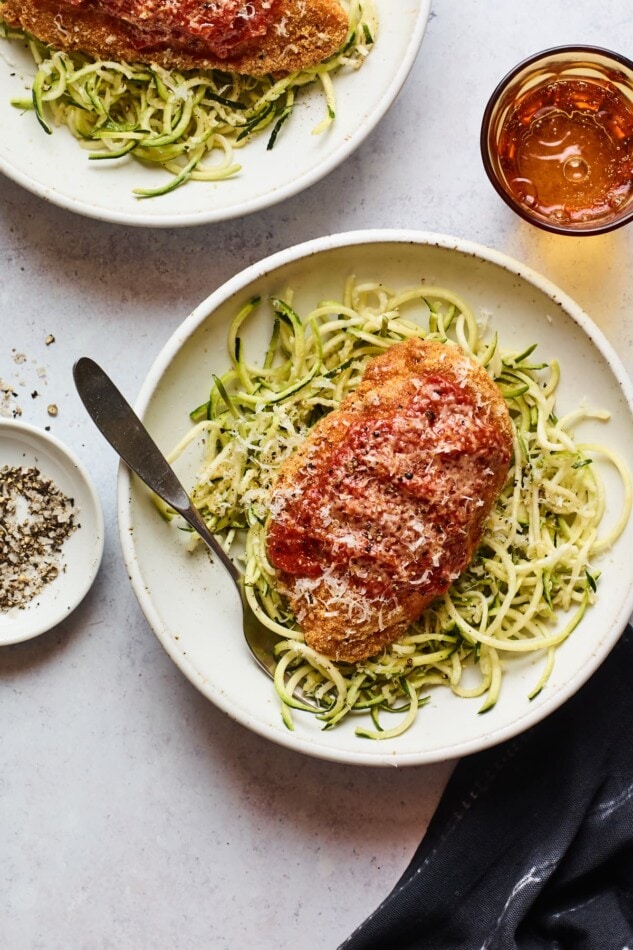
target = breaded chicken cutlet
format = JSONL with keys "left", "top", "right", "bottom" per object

{"left": 1, "top": 0, "right": 350, "bottom": 76}
{"left": 266, "top": 337, "right": 514, "bottom": 663}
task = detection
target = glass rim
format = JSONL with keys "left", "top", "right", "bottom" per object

{"left": 480, "top": 44, "right": 633, "bottom": 236}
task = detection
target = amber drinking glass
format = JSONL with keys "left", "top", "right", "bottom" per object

{"left": 481, "top": 46, "right": 633, "bottom": 235}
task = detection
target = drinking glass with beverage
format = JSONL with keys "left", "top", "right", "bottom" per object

{"left": 480, "top": 46, "right": 633, "bottom": 235}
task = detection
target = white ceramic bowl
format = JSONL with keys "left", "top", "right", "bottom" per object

{"left": 0, "top": 0, "right": 431, "bottom": 227}
{"left": 0, "top": 420, "right": 104, "bottom": 644}
{"left": 118, "top": 230, "right": 633, "bottom": 765}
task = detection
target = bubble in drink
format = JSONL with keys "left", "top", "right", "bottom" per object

{"left": 563, "top": 156, "right": 590, "bottom": 182}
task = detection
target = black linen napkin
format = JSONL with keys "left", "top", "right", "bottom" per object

{"left": 340, "top": 625, "right": 633, "bottom": 950}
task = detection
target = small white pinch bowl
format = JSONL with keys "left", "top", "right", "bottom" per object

{"left": 0, "top": 419, "right": 104, "bottom": 645}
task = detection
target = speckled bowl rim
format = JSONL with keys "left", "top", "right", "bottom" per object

{"left": 117, "top": 230, "right": 633, "bottom": 766}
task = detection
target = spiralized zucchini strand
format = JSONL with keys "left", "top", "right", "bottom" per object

{"left": 170, "top": 281, "right": 630, "bottom": 739}
{"left": 2, "top": 0, "right": 377, "bottom": 198}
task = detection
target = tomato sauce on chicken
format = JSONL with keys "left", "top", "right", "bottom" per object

{"left": 266, "top": 338, "right": 514, "bottom": 663}
{"left": 65, "top": 0, "right": 279, "bottom": 56}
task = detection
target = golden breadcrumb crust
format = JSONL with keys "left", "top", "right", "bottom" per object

{"left": 1, "top": 0, "right": 349, "bottom": 76}
{"left": 267, "top": 338, "right": 514, "bottom": 663}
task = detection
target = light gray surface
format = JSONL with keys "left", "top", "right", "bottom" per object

{"left": 2, "top": 1, "right": 633, "bottom": 948}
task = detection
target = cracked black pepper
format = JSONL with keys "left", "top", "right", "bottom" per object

{"left": 0, "top": 465, "right": 79, "bottom": 610}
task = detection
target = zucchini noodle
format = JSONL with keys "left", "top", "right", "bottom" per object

{"left": 1, "top": 0, "right": 376, "bottom": 197}
{"left": 166, "top": 279, "right": 631, "bottom": 739}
